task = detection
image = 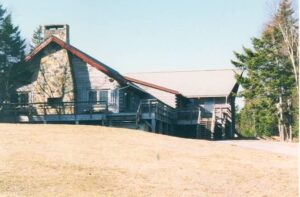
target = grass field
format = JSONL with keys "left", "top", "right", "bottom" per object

{"left": 0, "top": 124, "right": 298, "bottom": 196}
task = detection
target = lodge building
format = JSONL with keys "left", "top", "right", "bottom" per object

{"left": 8, "top": 24, "right": 241, "bottom": 139}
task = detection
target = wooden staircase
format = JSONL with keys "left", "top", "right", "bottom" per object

{"left": 196, "top": 119, "right": 212, "bottom": 139}
{"left": 195, "top": 104, "right": 232, "bottom": 140}
{"left": 135, "top": 99, "right": 176, "bottom": 132}
{"left": 209, "top": 104, "right": 232, "bottom": 139}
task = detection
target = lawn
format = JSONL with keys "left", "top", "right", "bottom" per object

{"left": 0, "top": 124, "right": 298, "bottom": 196}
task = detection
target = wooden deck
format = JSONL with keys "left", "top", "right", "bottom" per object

{"left": 1, "top": 100, "right": 233, "bottom": 139}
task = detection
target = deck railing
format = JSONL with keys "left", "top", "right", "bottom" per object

{"left": 0, "top": 101, "right": 111, "bottom": 116}
{"left": 137, "top": 99, "right": 177, "bottom": 123}
{"left": 1, "top": 101, "right": 232, "bottom": 125}
{"left": 177, "top": 108, "right": 199, "bottom": 120}
{"left": 177, "top": 104, "right": 232, "bottom": 122}
{"left": 213, "top": 104, "right": 232, "bottom": 120}
{"left": 177, "top": 106, "right": 211, "bottom": 121}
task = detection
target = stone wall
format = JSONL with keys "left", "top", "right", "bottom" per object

{"left": 17, "top": 45, "right": 74, "bottom": 115}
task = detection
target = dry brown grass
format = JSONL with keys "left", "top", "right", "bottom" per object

{"left": 0, "top": 124, "right": 298, "bottom": 197}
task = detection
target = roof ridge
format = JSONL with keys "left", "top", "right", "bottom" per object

{"left": 125, "top": 68, "right": 239, "bottom": 75}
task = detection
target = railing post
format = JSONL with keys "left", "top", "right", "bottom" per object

{"left": 148, "top": 100, "right": 151, "bottom": 116}
{"left": 211, "top": 107, "right": 216, "bottom": 140}
{"left": 43, "top": 103, "right": 46, "bottom": 115}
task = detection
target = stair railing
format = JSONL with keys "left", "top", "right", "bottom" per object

{"left": 196, "top": 107, "right": 202, "bottom": 138}
{"left": 197, "top": 107, "right": 202, "bottom": 124}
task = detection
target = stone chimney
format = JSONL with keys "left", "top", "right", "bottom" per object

{"left": 44, "top": 24, "right": 70, "bottom": 43}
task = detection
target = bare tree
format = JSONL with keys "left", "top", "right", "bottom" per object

{"left": 266, "top": 0, "right": 298, "bottom": 141}
{"left": 271, "top": 0, "right": 299, "bottom": 91}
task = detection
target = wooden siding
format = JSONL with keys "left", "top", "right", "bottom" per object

{"left": 118, "top": 87, "right": 147, "bottom": 112}
{"left": 70, "top": 54, "right": 120, "bottom": 113}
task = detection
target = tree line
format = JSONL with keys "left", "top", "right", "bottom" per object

{"left": 232, "top": 0, "right": 298, "bottom": 141}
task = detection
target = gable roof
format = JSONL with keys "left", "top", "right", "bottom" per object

{"left": 25, "top": 36, "right": 127, "bottom": 85}
{"left": 125, "top": 69, "right": 241, "bottom": 98}
{"left": 26, "top": 36, "right": 240, "bottom": 100}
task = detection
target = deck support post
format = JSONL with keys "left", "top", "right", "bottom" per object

{"left": 159, "top": 121, "right": 163, "bottom": 134}
{"left": 196, "top": 125, "right": 200, "bottom": 139}
{"left": 151, "top": 118, "right": 156, "bottom": 133}
{"left": 229, "top": 121, "right": 233, "bottom": 138}
{"left": 166, "top": 123, "right": 168, "bottom": 135}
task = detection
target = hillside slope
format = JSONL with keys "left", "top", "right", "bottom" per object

{"left": 0, "top": 124, "right": 298, "bottom": 196}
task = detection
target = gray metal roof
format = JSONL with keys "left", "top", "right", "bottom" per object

{"left": 125, "top": 69, "right": 241, "bottom": 98}
{"left": 131, "top": 82, "right": 177, "bottom": 108}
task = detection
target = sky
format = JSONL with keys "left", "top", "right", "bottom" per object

{"left": 0, "top": 0, "right": 291, "bottom": 74}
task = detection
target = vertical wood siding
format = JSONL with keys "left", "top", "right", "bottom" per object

{"left": 71, "top": 54, "right": 120, "bottom": 113}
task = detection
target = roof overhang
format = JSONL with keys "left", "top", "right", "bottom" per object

{"left": 185, "top": 95, "right": 228, "bottom": 98}
{"left": 125, "top": 76, "right": 180, "bottom": 95}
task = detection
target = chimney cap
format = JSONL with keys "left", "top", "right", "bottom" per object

{"left": 44, "top": 24, "right": 70, "bottom": 43}
{"left": 44, "top": 24, "right": 69, "bottom": 29}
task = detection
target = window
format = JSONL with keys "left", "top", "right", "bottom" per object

{"left": 48, "top": 97, "right": 62, "bottom": 107}
{"left": 19, "top": 93, "right": 29, "bottom": 104}
{"left": 203, "top": 98, "right": 215, "bottom": 114}
{"left": 99, "top": 90, "right": 108, "bottom": 104}
{"left": 215, "top": 97, "right": 226, "bottom": 104}
{"left": 88, "top": 90, "right": 97, "bottom": 104}
{"left": 87, "top": 89, "right": 109, "bottom": 105}
{"left": 111, "top": 91, "right": 116, "bottom": 104}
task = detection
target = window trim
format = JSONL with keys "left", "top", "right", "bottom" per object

{"left": 87, "top": 89, "right": 110, "bottom": 105}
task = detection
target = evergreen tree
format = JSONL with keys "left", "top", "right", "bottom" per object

{"left": 0, "top": 3, "right": 26, "bottom": 104}
{"left": 30, "top": 25, "right": 43, "bottom": 50}
{"left": 232, "top": 0, "right": 298, "bottom": 141}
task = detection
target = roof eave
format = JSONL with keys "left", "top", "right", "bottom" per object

{"left": 124, "top": 76, "right": 180, "bottom": 95}
{"left": 185, "top": 94, "right": 229, "bottom": 98}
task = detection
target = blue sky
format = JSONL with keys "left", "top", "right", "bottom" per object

{"left": 1, "top": 0, "right": 286, "bottom": 73}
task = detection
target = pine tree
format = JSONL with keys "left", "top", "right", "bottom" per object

{"left": 232, "top": 0, "right": 298, "bottom": 141}
{"left": 30, "top": 25, "right": 43, "bottom": 50}
{"left": 0, "top": 3, "right": 26, "bottom": 104}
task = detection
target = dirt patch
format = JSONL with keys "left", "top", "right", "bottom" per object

{"left": 0, "top": 124, "right": 298, "bottom": 196}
